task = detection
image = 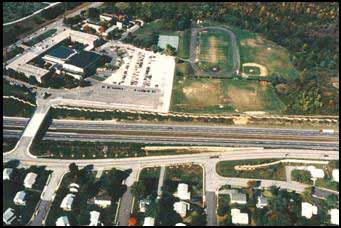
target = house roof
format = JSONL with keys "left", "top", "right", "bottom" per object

{"left": 173, "top": 201, "right": 190, "bottom": 217}
{"left": 3, "top": 168, "right": 13, "bottom": 179}
{"left": 231, "top": 208, "right": 249, "bottom": 225}
{"left": 60, "top": 194, "right": 75, "bottom": 209}
{"left": 307, "top": 166, "right": 325, "bottom": 178}
{"left": 56, "top": 216, "right": 70, "bottom": 226}
{"left": 230, "top": 192, "right": 247, "bottom": 204}
{"left": 89, "top": 211, "right": 100, "bottom": 226}
{"left": 175, "top": 223, "right": 187, "bottom": 226}
{"left": 330, "top": 209, "right": 339, "bottom": 225}
{"left": 46, "top": 45, "right": 76, "bottom": 60}
{"left": 332, "top": 169, "right": 339, "bottom": 182}
{"left": 24, "top": 172, "right": 38, "bottom": 187}
{"left": 301, "top": 202, "right": 318, "bottom": 219}
{"left": 143, "top": 217, "right": 155, "bottom": 226}
{"left": 176, "top": 183, "right": 191, "bottom": 200}
{"left": 3, "top": 208, "right": 16, "bottom": 225}
{"left": 65, "top": 51, "right": 102, "bottom": 69}
{"left": 14, "top": 191, "right": 26, "bottom": 202}
{"left": 256, "top": 196, "right": 268, "bottom": 208}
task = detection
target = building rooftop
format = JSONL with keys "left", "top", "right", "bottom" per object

{"left": 3, "top": 168, "right": 13, "bottom": 180}
{"left": 60, "top": 193, "right": 76, "bottom": 211}
{"left": 231, "top": 208, "right": 249, "bottom": 225}
{"left": 307, "top": 166, "right": 325, "bottom": 179}
{"left": 24, "top": 172, "right": 38, "bottom": 188}
{"left": 332, "top": 169, "right": 339, "bottom": 182}
{"left": 143, "top": 217, "right": 155, "bottom": 226}
{"left": 45, "top": 45, "right": 76, "bottom": 60}
{"left": 173, "top": 201, "right": 190, "bottom": 218}
{"left": 175, "top": 223, "right": 187, "bottom": 226}
{"left": 56, "top": 216, "right": 70, "bottom": 226}
{"left": 330, "top": 208, "right": 339, "bottom": 225}
{"left": 256, "top": 195, "right": 268, "bottom": 208}
{"left": 301, "top": 202, "right": 318, "bottom": 219}
{"left": 3, "top": 208, "right": 16, "bottom": 225}
{"left": 175, "top": 183, "right": 191, "bottom": 200}
{"left": 65, "top": 51, "right": 102, "bottom": 69}
{"left": 89, "top": 211, "right": 100, "bottom": 226}
{"left": 230, "top": 192, "right": 247, "bottom": 204}
{"left": 13, "top": 191, "right": 27, "bottom": 205}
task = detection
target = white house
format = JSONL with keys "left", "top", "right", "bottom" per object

{"left": 330, "top": 208, "right": 339, "bottom": 225}
{"left": 175, "top": 223, "right": 187, "bottom": 226}
{"left": 139, "top": 198, "right": 151, "bottom": 213}
{"left": 174, "top": 183, "right": 191, "bottom": 200}
{"left": 301, "top": 202, "right": 318, "bottom": 219}
{"left": 60, "top": 194, "right": 76, "bottom": 211}
{"left": 3, "top": 168, "right": 13, "bottom": 180}
{"left": 89, "top": 211, "right": 100, "bottom": 226}
{"left": 332, "top": 169, "right": 339, "bottom": 183}
{"left": 230, "top": 192, "right": 247, "bottom": 205}
{"left": 173, "top": 201, "right": 190, "bottom": 218}
{"left": 56, "top": 216, "right": 70, "bottom": 226}
{"left": 24, "top": 172, "right": 38, "bottom": 189}
{"left": 256, "top": 196, "right": 268, "bottom": 208}
{"left": 231, "top": 208, "right": 249, "bottom": 225}
{"left": 13, "top": 191, "right": 27, "bottom": 206}
{"left": 100, "top": 14, "right": 113, "bottom": 22}
{"left": 116, "top": 21, "right": 123, "bottom": 29}
{"left": 143, "top": 217, "right": 155, "bottom": 226}
{"left": 307, "top": 166, "right": 325, "bottom": 179}
{"left": 3, "top": 208, "right": 16, "bottom": 225}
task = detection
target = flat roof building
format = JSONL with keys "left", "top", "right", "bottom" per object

{"left": 256, "top": 195, "right": 268, "bottom": 209}
{"left": 174, "top": 183, "right": 191, "bottom": 200}
{"left": 231, "top": 208, "right": 249, "bottom": 225}
{"left": 24, "top": 172, "right": 38, "bottom": 189}
{"left": 173, "top": 201, "right": 190, "bottom": 218}
{"left": 89, "top": 211, "right": 100, "bottom": 226}
{"left": 143, "top": 217, "right": 155, "bottom": 226}
{"left": 230, "top": 192, "right": 247, "bottom": 205}
{"left": 330, "top": 208, "right": 339, "bottom": 225}
{"left": 63, "top": 51, "right": 104, "bottom": 77}
{"left": 43, "top": 45, "right": 77, "bottom": 65}
{"left": 332, "top": 169, "right": 339, "bottom": 182}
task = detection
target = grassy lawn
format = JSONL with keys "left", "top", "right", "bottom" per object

{"left": 177, "top": 30, "right": 191, "bottom": 59}
{"left": 243, "top": 66, "right": 261, "bottom": 75}
{"left": 170, "top": 76, "right": 285, "bottom": 114}
{"left": 216, "top": 159, "right": 286, "bottom": 181}
{"left": 3, "top": 164, "right": 52, "bottom": 225}
{"left": 3, "top": 137, "right": 19, "bottom": 152}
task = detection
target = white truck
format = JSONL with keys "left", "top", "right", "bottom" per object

{"left": 320, "top": 129, "right": 335, "bottom": 134}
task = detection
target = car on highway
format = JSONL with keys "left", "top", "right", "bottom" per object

{"left": 209, "top": 155, "right": 220, "bottom": 159}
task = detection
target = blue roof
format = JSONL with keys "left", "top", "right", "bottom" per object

{"left": 46, "top": 45, "right": 76, "bottom": 59}
{"left": 65, "top": 51, "right": 102, "bottom": 69}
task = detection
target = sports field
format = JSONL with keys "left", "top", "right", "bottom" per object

{"left": 170, "top": 77, "right": 286, "bottom": 114}
{"left": 197, "top": 30, "right": 233, "bottom": 72}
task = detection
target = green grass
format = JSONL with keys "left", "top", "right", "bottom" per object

{"left": 243, "top": 66, "right": 261, "bottom": 75}
{"left": 216, "top": 159, "right": 286, "bottom": 181}
{"left": 3, "top": 98, "right": 36, "bottom": 118}
{"left": 177, "top": 30, "right": 191, "bottom": 59}
{"left": 3, "top": 137, "right": 19, "bottom": 152}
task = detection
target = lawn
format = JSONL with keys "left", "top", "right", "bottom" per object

{"left": 197, "top": 29, "right": 233, "bottom": 73}
{"left": 3, "top": 137, "right": 19, "bottom": 152}
{"left": 177, "top": 30, "right": 191, "bottom": 59}
{"left": 3, "top": 164, "right": 52, "bottom": 225}
{"left": 170, "top": 77, "right": 286, "bottom": 114}
{"left": 243, "top": 66, "right": 261, "bottom": 76}
{"left": 216, "top": 159, "right": 286, "bottom": 181}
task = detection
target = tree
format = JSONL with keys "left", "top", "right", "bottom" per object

{"left": 69, "top": 162, "right": 79, "bottom": 177}
{"left": 87, "top": 7, "right": 100, "bottom": 20}
{"left": 131, "top": 181, "right": 147, "bottom": 198}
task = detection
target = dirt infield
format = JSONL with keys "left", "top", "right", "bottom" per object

{"left": 242, "top": 62, "right": 268, "bottom": 77}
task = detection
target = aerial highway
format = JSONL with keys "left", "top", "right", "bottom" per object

{"left": 3, "top": 129, "right": 339, "bottom": 151}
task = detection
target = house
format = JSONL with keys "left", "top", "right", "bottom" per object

{"left": 116, "top": 21, "right": 123, "bottom": 30}
{"left": 330, "top": 208, "right": 339, "bottom": 225}
{"left": 231, "top": 208, "right": 249, "bottom": 225}
{"left": 307, "top": 166, "right": 324, "bottom": 179}
{"left": 256, "top": 195, "right": 268, "bottom": 208}
{"left": 173, "top": 201, "right": 190, "bottom": 218}
{"left": 175, "top": 223, "right": 187, "bottom": 226}
{"left": 3, "top": 208, "right": 16, "bottom": 225}
{"left": 89, "top": 190, "right": 112, "bottom": 208}
{"left": 56, "top": 216, "right": 70, "bottom": 226}
{"left": 24, "top": 172, "right": 38, "bottom": 188}
{"left": 89, "top": 211, "right": 100, "bottom": 226}
{"left": 174, "top": 183, "right": 191, "bottom": 200}
{"left": 69, "top": 183, "right": 80, "bottom": 193}
{"left": 60, "top": 194, "right": 76, "bottom": 211}
{"left": 230, "top": 192, "right": 247, "bottom": 205}
{"left": 143, "top": 217, "right": 155, "bottom": 226}
{"left": 3, "top": 168, "right": 13, "bottom": 180}
{"left": 100, "top": 13, "right": 114, "bottom": 22}
{"left": 301, "top": 202, "right": 318, "bottom": 219}
{"left": 13, "top": 190, "right": 27, "bottom": 206}
{"left": 139, "top": 198, "right": 151, "bottom": 213}
{"left": 332, "top": 169, "right": 339, "bottom": 182}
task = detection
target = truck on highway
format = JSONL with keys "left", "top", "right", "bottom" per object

{"left": 320, "top": 129, "right": 335, "bottom": 134}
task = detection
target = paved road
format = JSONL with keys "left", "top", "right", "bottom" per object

{"left": 157, "top": 166, "right": 166, "bottom": 198}
{"left": 205, "top": 191, "right": 217, "bottom": 226}
{"left": 4, "top": 129, "right": 339, "bottom": 151}
{"left": 28, "top": 200, "right": 51, "bottom": 226}
{"left": 4, "top": 116, "right": 339, "bottom": 138}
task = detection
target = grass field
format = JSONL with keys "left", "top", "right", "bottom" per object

{"left": 170, "top": 76, "right": 286, "bottom": 114}
{"left": 243, "top": 66, "right": 261, "bottom": 75}
{"left": 177, "top": 30, "right": 191, "bottom": 59}
{"left": 197, "top": 30, "right": 233, "bottom": 72}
